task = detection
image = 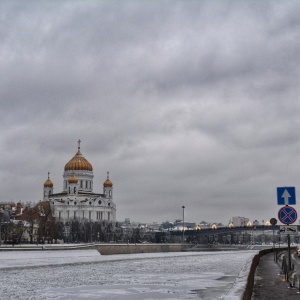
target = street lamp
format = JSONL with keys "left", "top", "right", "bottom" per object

{"left": 182, "top": 206, "right": 185, "bottom": 243}
{"left": 65, "top": 224, "right": 70, "bottom": 244}
{"left": 0, "top": 209, "right": 4, "bottom": 246}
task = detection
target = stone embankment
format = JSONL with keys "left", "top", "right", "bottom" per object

{"left": 95, "top": 243, "right": 190, "bottom": 255}
{"left": 0, "top": 243, "right": 96, "bottom": 251}
{"left": 182, "top": 244, "right": 240, "bottom": 252}
{"left": 242, "top": 247, "right": 295, "bottom": 300}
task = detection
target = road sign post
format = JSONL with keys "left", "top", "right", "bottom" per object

{"left": 278, "top": 206, "right": 297, "bottom": 272}
{"left": 270, "top": 218, "right": 277, "bottom": 262}
{"left": 279, "top": 225, "right": 298, "bottom": 235}
{"left": 277, "top": 187, "right": 296, "bottom": 205}
{"left": 277, "top": 187, "right": 297, "bottom": 271}
{"left": 278, "top": 206, "right": 297, "bottom": 225}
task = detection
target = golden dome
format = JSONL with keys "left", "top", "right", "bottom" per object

{"left": 68, "top": 173, "right": 78, "bottom": 184}
{"left": 44, "top": 172, "right": 53, "bottom": 187}
{"left": 103, "top": 171, "right": 113, "bottom": 187}
{"left": 265, "top": 220, "right": 271, "bottom": 226}
{"left": 64, "top": 140, "right": 93, "bottom": 171}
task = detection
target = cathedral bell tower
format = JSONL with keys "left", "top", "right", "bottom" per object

{"left": 43, "top": 172, "right": 54, "bottom": 200}
{"left": 103, "top": 171, "right": 113, "bottom": 199}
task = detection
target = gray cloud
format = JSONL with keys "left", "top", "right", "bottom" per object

{"left": 1, "top": 1, "right": 300, "bottom": 224}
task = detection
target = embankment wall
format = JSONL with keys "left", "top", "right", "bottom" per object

{"left": 242, "top": 247, "right": 290, "bottom": 300}
{"left": 95, "top": 243, "right": 189, "bottom": 255}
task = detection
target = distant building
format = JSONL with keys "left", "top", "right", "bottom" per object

{"left": 232, "top": 216, "right": 249, "bottom": 227}
{"left": 161, "top": 221, "right": 174, "bottom": 230}
{"left": 44, "top": 140, "right": 116, "bottom": 223}
{"left": 174, "top": 219, "right": 196, "bottom": 230}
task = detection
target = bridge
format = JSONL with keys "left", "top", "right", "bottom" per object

{"left": 154, "top": 225, "right": 300, "bottom": 244}
{"left": 177, "top": 224, "right": 280, "bottom": 236}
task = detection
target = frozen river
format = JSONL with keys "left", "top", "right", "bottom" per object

{"left": 0, "top": 249, "right": 256, "bottom": 300}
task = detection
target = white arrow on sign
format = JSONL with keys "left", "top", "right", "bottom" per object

{"left": 282, "top": 189, "right": 291, "bottom": 205}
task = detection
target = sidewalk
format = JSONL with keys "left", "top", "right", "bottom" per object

{"left": 252, "top": 252, "right": 300, "bottom": 299}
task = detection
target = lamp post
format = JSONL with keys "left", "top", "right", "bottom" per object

{"left": 0, "top": 209, "right": 4, "bottom": 246}
{"left": 182, "top": 206, "right": 185, "bottom": 243}
{"left": 65, "top": 224, "right": 70, "bottom": 244}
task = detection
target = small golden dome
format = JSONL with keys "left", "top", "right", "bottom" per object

{"left": 265, "top": 220, "right": 271, "bottom": 226}
{"left": 64, "top": 140, "right": 93, "bottom": 171}
{"left": 44, "top": 172, "right": 53, "bottom": 187}
{"left": 103, "top": 171, "right": 113, "bottom": 187}
{"left": 68, "top": 174, "right": 78, "bottom": 184}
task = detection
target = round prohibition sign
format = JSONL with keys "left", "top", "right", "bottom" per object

{"left": 278, "top": 206, "right": 298, "bottom": 225}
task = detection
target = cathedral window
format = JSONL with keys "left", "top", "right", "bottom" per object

{"left": 67, "top": 211, "right": 70, "bottom": 219}
{"left": 109, "top": 190, "right": 112, "bottom": 197}
{"left": 85, "top": 181, "right": 88, "bottom": 189}
{"left": 96, "top": 211, "right": 103, "bottom": 220}
{"left": 74, "top": 187, "right": 76, "bottom": 193}
{"left": 80, "top": 180, "right": 83, "bottom": 188}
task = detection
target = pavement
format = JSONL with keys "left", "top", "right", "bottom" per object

{"left": 252, "top": 251, "right": 300, "bottom": 299}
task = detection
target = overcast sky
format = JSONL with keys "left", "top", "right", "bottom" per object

{"left": 1, "top": 1, "right": 300, "bottom": 225}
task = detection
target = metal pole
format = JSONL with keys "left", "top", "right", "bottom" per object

{"left": 273, "top": 226, "right": 275, "bottom": 261}
{"left": 288, "top": 234, "right": 291, "bottom": 272}
{"left": 0, "top": 211, "right": 4, "bottom": 246}
{"left": 182, "top": 206, "right": 185, "bottom": 243}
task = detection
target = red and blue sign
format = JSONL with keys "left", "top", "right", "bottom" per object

{"left": 278, "top": 206, "right": 297, "bottom": 225}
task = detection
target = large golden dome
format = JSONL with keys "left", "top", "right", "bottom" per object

{"left": 64, "top": 140, "right": 93, "bottom": 172}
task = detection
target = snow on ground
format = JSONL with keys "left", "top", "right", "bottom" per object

{"left": 0, "top": 249, "right": 257, "bottom": 300}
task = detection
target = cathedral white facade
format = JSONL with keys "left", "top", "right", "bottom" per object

{"left": 44, "top": 140, "right": 116, "bottom": 223}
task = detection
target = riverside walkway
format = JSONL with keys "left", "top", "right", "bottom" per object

{"left": 252, "top": 251, "right": 300, "bottom": 299}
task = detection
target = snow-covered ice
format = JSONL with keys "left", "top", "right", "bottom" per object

{"left": 0, "top": 249, "right": 257, "bottom": 299}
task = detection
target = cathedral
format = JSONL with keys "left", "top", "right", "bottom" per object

{"left": 44, "top": 140, "right": 116, "bottom": 223}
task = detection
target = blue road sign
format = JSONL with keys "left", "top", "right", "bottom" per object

{"left": 277, "top": 187, "right": 296, "bottom": 205}
{"left": 278, "top": 206, "right": 297, "bottom": 225}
